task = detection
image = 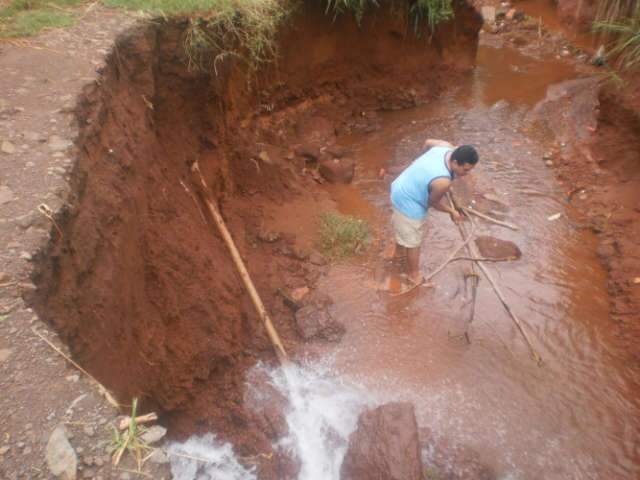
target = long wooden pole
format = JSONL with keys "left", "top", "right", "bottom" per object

{"left": 448, "top": 194, "right": 479, "bottom": 344}
{"left": 449, "top": 193, "right": 542, "bottom": 365}
{"left": 191, "top": 164, "right": 289, "bottom": 365}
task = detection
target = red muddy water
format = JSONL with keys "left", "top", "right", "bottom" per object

{"left": 304, "top": 40, "right": 640, "bottom": 479}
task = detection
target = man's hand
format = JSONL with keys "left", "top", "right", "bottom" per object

{"left": 450, "top": 209, "right": 463, "bottom": 224}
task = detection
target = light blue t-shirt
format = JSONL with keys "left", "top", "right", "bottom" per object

{"left": 390, "top": 146, "right": 453, "bottom": 220}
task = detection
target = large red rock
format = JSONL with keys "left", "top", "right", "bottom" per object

{"left": 341, "top": 402, "right": 423, "bottom": 480}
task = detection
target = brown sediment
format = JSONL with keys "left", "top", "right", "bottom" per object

{"left": 27, "top": 1, "right": 481, "bottom": 475}
{"left": 537, "top": 73, "right": 640, "bottom": 361}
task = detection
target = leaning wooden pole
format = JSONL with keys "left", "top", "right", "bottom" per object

{"left": 448, "top": 193, "right": 479, "bottom": 344}
{"left": 448, "top": 193, "right": 542, "bottom": 365}
{"left": 191, "top": 164, "right": 289, "bottom": 365}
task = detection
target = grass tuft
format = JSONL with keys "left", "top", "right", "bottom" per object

{"left": 593, "top": 0, "right": 640, "bottom": 71}
{"left": 179, "top": 0, "right": 293, "bottom": 73}
{"left": 319, "top": 211, "right": 370, "bottom": 258}
{"left": 0, "top": 0, "right": 81, "bottom": 36}
{"left": 110, "top": 398, "right": 154, "bottom": 471}
{"left": 408, "top": 0, "right": 454, "bottom": 35}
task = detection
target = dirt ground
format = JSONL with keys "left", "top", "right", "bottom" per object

{"left": 0, "top": 1, "right": 638, "bottom": 479}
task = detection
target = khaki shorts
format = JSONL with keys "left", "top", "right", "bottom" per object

{"left": 391, "top": 208, "right": 426, "bottom": 248}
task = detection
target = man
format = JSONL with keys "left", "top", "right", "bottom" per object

{"left": 389, "top": 139, "right": 479, "bottom": 286}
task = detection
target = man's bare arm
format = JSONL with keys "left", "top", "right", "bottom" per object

{"left": 429, "top": 178, "right": 462, "bottom": 222}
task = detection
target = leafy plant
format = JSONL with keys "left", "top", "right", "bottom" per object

{"left": 593, "top": 0, "right": 640, "bottom": 71}
{"left": 319, "top": 212, "right": 370, "bottom": 258}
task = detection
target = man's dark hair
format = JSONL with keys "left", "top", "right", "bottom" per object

{"left": 451, "top": 145, "right": 479, "bottom": 165}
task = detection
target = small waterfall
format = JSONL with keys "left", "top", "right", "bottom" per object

{"left": 268, "top": 360, "right": 373, "bottom": 480}
{"left": 167, "top": 434, "right": 257, "bottom": 480}
{"left": 169, "top": 359, "right": 373, "bottom": 480}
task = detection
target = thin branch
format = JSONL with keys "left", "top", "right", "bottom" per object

{"left": 460, "top": 207, "right": 519, "bottom": 230}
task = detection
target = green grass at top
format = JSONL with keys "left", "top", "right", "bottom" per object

{"left": 0, "top": 0, "right": 83, "bottom": 36}
{"left": 102, "top": 0, "right": 235, "bottom": 16}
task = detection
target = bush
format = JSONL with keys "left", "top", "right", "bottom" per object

{"left": 319, "top": 212, "right": 370, "bottom": 258}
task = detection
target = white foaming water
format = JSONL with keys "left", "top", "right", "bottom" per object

{"left": 167, "top": 434, "right": 257, "bottom": 480}
{"left": 268, "top": 360, "right": 373, "bottom": 480}
{"left": 168, "top": 359, "right": 373, "bottom": 480}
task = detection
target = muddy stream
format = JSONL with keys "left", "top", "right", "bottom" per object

{"left": 256, "top": 40, "right": 640, "bottom": 479}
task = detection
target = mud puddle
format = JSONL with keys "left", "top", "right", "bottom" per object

{"left": 306, "top": 41, "right": 640, "bottom": 478}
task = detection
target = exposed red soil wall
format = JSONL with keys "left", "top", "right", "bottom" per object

{"left": 29, "top": 1, "right": 481, "bottom": 475}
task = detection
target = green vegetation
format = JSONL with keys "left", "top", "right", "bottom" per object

{"left": 593, "top": 0, "right": 640, "bottom": 71}
{"left": 319, "top": 211, "right": 370, "bottom": 258}
{"left": 181, "top": 0, "right": 292, "bottom": 73}
{"left": 0, "top": 0, "right": 81, "bottom": 37}
{"left": 110, "top": 398, "right": 153, "bottom": 470}
{"left": 408, "top": 0, "right": 454, "bottom": 34}
{"left": 325, "top": 0, "right": 454, "bottom": 34}
{"left": 325, "top": 0, "right": 377, "bottom": 25}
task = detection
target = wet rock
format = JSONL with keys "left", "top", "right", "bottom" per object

{"left": 257, "top": 229, "right": 280, "bottom": 243}
{"left": 148, "top": 449, "right": 169, "bottom": 464}
{"left": 309, "top": 251, "right": 327, "bottom": 266}
{"left": 0, "top": 185, "right": 14, "bottom": 205}
{"left": 245, "top": 368, "right": 289, "bottom": 440}
{"left": 140, "top": 425, "right": 166, "bottom": 444}
{"left": 318, "top": 157, "right": 355, "bottom": 184}
{"left": 0, "top": 349, "right": 13, "bottom": 363}
{"left": 421, "top": 427, "right": 495, "bottom": 479}
{"left": 341, "top": 402, "right": 423, "bottom": 480}
{"left": 46, "top": 424, "right": 77, "bottom": 480}
{"left": 474, "top": 236, "right": 522, "bottom": 260}
{"left": 48, "top": 135, "right": 72, "bottom": 152}
{"left": 295, "top": 304, "right": 345, "bottom": 342}
{"left": 295, "top": 144, "right": 320, "bottom": 161}
{"left": 1, "top": 140, "right": 16, "bottom": 154}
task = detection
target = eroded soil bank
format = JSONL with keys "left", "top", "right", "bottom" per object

{"left": 28, "top": 1, "right": 481, "bottom": 476}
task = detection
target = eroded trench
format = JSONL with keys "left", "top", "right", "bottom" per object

{"left": 28, "top": 1, "right": 640, "bottom": 479}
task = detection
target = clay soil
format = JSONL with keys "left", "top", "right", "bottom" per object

{"left": 25, "top": 2, "right": 481, "bottom": 478}
{"left": 1, "top": 0, "right": 639, "bottom": 478}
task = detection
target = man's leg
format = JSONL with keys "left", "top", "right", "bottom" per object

{"left": 406, "top": 246, "right": 423, "bottom": 285}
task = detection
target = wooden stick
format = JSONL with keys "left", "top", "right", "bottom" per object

{"left": 32, "top": 327, "right": 121, "bottom": 407}
{"left": 190, "top": 164, "right": 289, "bottom": 364}
{"left": 449, "top": 195, "right": 542, "bottom": 364}
{"left": 460, "top": 206, "right": 519, "bottom": 231}
{"left": 447, "top": 194, "right": 479, "bottom": 344}
{"left": 118, "top": 413, "right": 158, "bottom": 431}
{"left": 424, "top": 220, "right": 476, "bottom": 283}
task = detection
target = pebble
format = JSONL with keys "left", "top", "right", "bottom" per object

{"left": 66, "top": 374, "right": 80, "bottom": 382}
{"left": 47, "top": 135, "right": 71, "bottom": 152}
{"left": 0, "top": 446, "right": 10, "bottom": 455}
{"left": 83, "top": 426, "right": 95, "bottom": 437}
{"left": 0, "top": 349, "right": 12, "bottom": 363}
{"left": 1, "top": 140, "right": 16, "bottom": 154}
{"left": 0, "top": 185, "right": 14, "bottom": 205}
{"left": 19, "top": 252, "right": 32, "bottom": 261}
